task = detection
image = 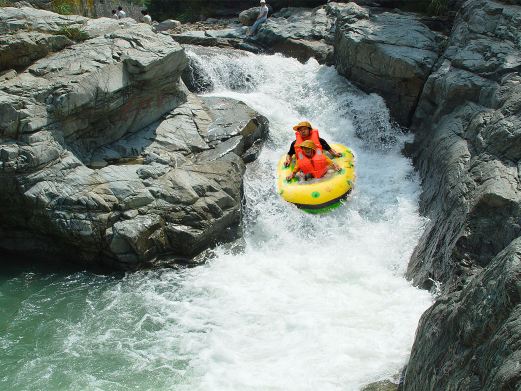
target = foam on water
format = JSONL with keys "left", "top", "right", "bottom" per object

{"left": 0, "top": 51, "right": 432, "bottom": 391}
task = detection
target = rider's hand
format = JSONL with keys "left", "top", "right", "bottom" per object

{"left": 284, "top": 156, "right": 292, "bottom": 167}
{"left": 286, "top": 173, "right": 294, "bottom": 181}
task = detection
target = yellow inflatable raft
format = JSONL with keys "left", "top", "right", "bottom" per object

{"left": 277, "top": 143, "right": 355, "bottom": 213}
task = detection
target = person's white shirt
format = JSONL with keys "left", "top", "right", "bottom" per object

{"left": 259, "top": 4, "right": 268, "bottom": 19}
{"left": 117, "top": 10, "right": 126, "bottom": 18}
{"left": 143, "top": 14, "right": 152, "bottom": 24}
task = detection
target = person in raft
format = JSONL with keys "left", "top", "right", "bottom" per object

{"left": 286, "top": 140, "right": 341, "bottom": 181}
{"left": 284, "top": 121, "right": 342, "bottom": 167}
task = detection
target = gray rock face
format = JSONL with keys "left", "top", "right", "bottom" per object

{"left": 238, "top": 5, "right": 274, "bottom": 26}
{"left": 156, "top": 19, "right": 182, "bottom": 31}
{"left": 0, "top": 12, "right": 269, "bottom": 269}
{"left": 0, "top": 31, "right": 73, "bottom": 72}
{"left": 0, "top": 7, "right": 137, "bottom": 37}
{"left": 404, "top": 0, "right": 521, "bottom": 389}
{"left": 0, "top": 7, "right": 141, "bottom": 72}
{"left": 254, "top": 6, "right": 335, "bottom": 64}
{"left": 239, "top": 6, "right": 261, "bottom": 26}
{"left": 1, "top": 23, "right": 187, "bottom": 142}
{"left": 334, "top": 2, "right": 443, "bottom": 125}
{"left": 172, "top": 28, "right": 263, "bottom": 54}
{"left": 404, "top": 237, "right": 521, "bottom": 391}
{"left": 88, "top": 93, "right": 268, "bottom": 167}
{"left": 0, "top": 6, "right": 87, "bottom": 34}
{"left": 406, "top": 0, "right": 521, "bottom": 291}
{"left": 362, "top": 380, "right": 397, "bottom": 391}
{"left": 81, "top": 16, "right": 139, "bottom": 38}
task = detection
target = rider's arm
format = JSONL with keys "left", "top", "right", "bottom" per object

{"left": 320, "top": 138, "right": 341, "bottom": 157}
{"left": 287, "top": 140, "right": 296, "bottom": 156}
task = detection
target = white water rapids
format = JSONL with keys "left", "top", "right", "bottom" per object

{"left": 0, "top": 50, "right": 432, "bottom": 391}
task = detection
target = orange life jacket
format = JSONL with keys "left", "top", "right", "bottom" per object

{"left": 295, "top": 129, "right": 329, "bottom": 178}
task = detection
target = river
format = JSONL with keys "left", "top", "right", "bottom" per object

{"left": 0, "top": 50, "right": 432, "bottom": 391}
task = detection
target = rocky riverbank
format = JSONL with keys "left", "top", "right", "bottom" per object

{"left": 169, "top": 2, "right": 447, "bottom": 126}
{"left": 402, "top": 0, "right": 521, "bottom": 389}
{"left": 0, "top": 7, "right": 268, "bottom": 270}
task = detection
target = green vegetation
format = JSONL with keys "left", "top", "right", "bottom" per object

{"left": 54, "top": 26, "right": 89, "bottom": 42}
{"left": 0, "top": 0, "right": 14, "bottom": 6}
{"left": 54, "top": 3, "right": 73, "bottom": 15}
{"left": 52, "top": 0, "right": 78, "bottom": 15}
{"left": 427, "top": 0, "right": 448, "bottom": 15}
{"left": 52, "top": 0, "right": 95, "bottom": 16}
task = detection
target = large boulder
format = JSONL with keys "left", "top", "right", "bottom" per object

{"left": 0, "top": 7, "right": 137, "bottom": 37}
{"left": 0, "top": 6, "right": 87, "bottom": 34}
{"left": 172, "top": 28, "right": 263, "bottom": 53}
{"left": 254, "top": 6, "right": 335, "bottom": 64}
{"left": 334, "top": 2, "right": 443, "bottom": 125}
{"left": 404, "top": 237, "right": 521, "bottom": 390}
{"left": 1, "top": 23, "right": 187, "bottom": 143}
{"left": 0, "top": 31, "right": 73, "bottom": 72}
{"left": 239, "top": 6, "right": 261, "bottom": 26}
{"left": 10, "top": 0, "right": 95, "bottom": 14}
{"left": 156, "top": 19, "right": 182, "bottom": 31}
{"left": 0, "top": 7, "right": 139, "bottom": 72}
{"left": 0, "top": 15, "right": 269, "bottom": 269}
{"left": 238, "top": 5, "right": 273, "bottom": 26}
{"left": 404, "top": 0, "right": 521, "bottom": 389}
{"left": 406, "top": 0, "right": 521, "bottom": 291}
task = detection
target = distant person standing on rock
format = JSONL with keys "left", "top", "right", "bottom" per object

{"left": 141, "top": 10, "right": 152, "bottom": 24}
{"left": 111, "top": 9, "right": 119, "bottom": 19}
{"left": 248, "top": 0, "right": 269, "bottom": 36}
{"left": 117, "top": 6, "right": 126, "bottom": 19}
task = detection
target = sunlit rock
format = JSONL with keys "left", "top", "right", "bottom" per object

{"left": 0, "top": 12, "right": 269, "bottom": 269}
{"left": 404, "top": 0, "right": 521, "bottom": 389}
{"left": 334, "top": 2, "right": 443, "bottom": 125}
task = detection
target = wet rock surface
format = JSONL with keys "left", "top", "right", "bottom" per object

{"left": 172, "top": 27, "right": 264, "bottom": 53}
{"left": 404, "top": 237, "right": 521, "bottom": 390}
{"left": 334, "top": 2, "right": 444, "bottom": 125}
{"left": 0, "top": 6, "right": 87, "bottom": 34}
{"left": 172, "top": 5, "right": 339, "bottom": 65}
{"left": 0, "top": 31, "right": 73, "bottom": 72}
{"left": 0, "top": 8, "right": 269, "bottom": 269}
{"left": 403, "top": 0, "right": 521, "bottom": 389}
{"left": 407, "top": 0, "right": 521, "bottom": 292}
{"left": 0, "top": 7, "right": 140, "bottom": 73}
{"left": 362, "top": 380, "right": 398, "bottom": 391}
{"left": 253, "top": 6, "right": 336, "bottom": 64}
{"left": 239, "top": 5, "right": 273, "bottom": 26}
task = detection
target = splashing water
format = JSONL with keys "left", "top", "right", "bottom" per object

{"left": 0, "top": 51, "right": 432, "bottom": 391}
